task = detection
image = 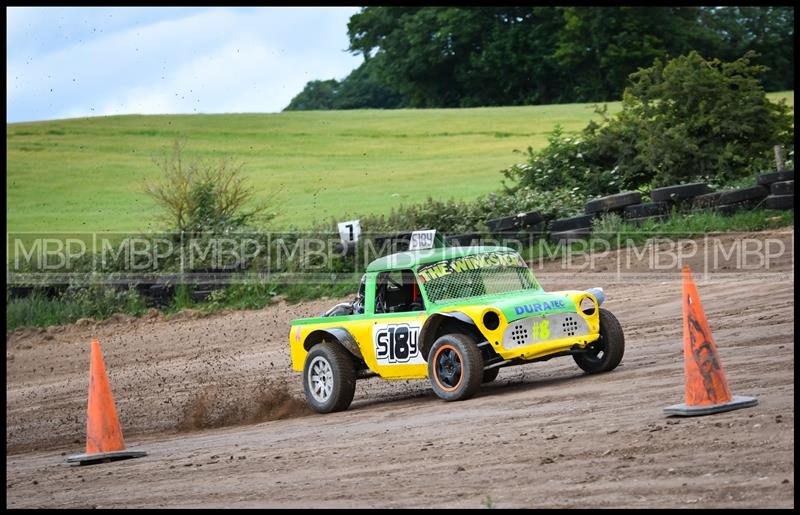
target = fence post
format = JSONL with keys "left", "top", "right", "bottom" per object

{"left": 774, "top": 144, "right": 785, "bottom": 172}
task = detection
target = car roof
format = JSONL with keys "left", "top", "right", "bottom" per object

{"left": 366, "top": 246, "right": 518, "bottom": 273}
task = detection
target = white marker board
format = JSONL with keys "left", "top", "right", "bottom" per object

{"left": 409, "top": 230, "right": 436, "bottom": 250}
{"left": 337, "top": 220, "right": 361, "bottom": 245}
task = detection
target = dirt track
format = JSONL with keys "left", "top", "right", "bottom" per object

{"left": 6, "top": 230, "right": 795, "bottom": 508}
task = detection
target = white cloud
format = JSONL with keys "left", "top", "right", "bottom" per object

{"left": 7, "top": 7, "right": 362, "bottom": 122}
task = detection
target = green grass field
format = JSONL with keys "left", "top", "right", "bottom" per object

{"left": 7, "top": 91, "right": 793, "bottom": 233}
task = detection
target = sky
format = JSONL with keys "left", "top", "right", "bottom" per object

{"left": 6, "top": 6, "right": 363, "bottom": 123}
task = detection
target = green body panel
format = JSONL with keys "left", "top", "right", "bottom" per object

{"left": 292, "top": 246, "right": 575, "bottom": 326}
{"left": 290, "top": 288, "right": 575, "bottom": 326}
{"left": 432, "top": 290, "right": 577, "bottom": 323}
{"left": 289, "top": 246, "right": 603, "bottom": 378}
{"left": 365, "top": 245, "right": 515, "bottom": 272}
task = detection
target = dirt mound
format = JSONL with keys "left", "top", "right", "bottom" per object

{"left": 178, "top": 379, "right": 311, "bottom": 431}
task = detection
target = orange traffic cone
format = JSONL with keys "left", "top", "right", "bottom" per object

{"left": 66, "top": 339, "right": 146, "bottom": 464}
{"left": 663, "top": 266, "right": 758, "bottom": 416}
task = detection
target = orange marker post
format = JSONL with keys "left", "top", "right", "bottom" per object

{"left": 663, "top": 266, "right": 758, "bottom": 416}
{"left": 66, "top": 340, "right": 147, "bottom": 465}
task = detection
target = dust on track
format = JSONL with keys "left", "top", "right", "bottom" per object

{"left": 6, "top": 230, "right": 794, "bottom": 508}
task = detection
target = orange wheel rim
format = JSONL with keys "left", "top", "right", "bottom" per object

{"left": 433, "top": 343, "right": 463, "bottom": 392}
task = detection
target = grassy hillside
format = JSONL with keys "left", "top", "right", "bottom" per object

{"left": 6, "top": 91, "right": 793, "bottom": 233}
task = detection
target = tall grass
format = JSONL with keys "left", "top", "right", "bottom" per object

{"left": 7, "top": 286, "right": 147, "bottom": 331}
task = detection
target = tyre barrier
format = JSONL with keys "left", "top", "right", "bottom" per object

{"left": 447, "top": 233, "right": 482, "bottom": 246}
{"left": 756, "top": 170, "right": 794, "bottom": 186}
{"left": 515, "top": 210, "right": 544, "bottom": 228}
{"left": 8, "top": 286, "right": 36, "bottom": 298}
{"left": 7, "top": 285, "right": 65, "bottom": 299}
{"left": 623, "top": 201, "right": 669, "bottom": 219}
{"left": 584, "top": 191, "right": 642, "bottom": 215}
{"left": 140, "top": 284, "right": 174, "bottom": 308}
{"left": 486, "top": 215, "right": 517, "bottom": 232}
{"left": 626, "top": 215, "right": 669, "bottom": 226}
{"left": 521, "top": 221, "right": 546, "bottom": 235}
{"left": 771, "top": 180, "right": 794, "bottom": 195}
{"left": 765, "top": 194, "right": 794, "bottom": 210}
{"left": 487, "top": 211, "right": 543, "bottom": 233}
{"left": 650, "top": 182, "right": 712, "bottom": 204}
{"left": 549, "top": 214, "right": 594, "bottom": 232}
{"left": 549, "top": 227, "right": 592, "bottom": 243}
{"left": 190, "top": 289, "right": 215, "bottom": 302}
{"left": 718, "top": 185, "right": 769, "bottom": 205}
{"left": 691, "top": 191, "right": 724, "bottom": 209}
{"left": 716, "top": 200, "right": 760, "bottom": 216}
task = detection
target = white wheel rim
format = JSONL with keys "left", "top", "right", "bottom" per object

{"left": 308, "top": 356, "right": 334, "bottom": 403}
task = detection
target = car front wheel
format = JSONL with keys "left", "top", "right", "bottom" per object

{"left": 428, "top": 333, "right": 483, "bottom": 401}
{"left": 573, "top": 308, "right": 625, "bottom": 374}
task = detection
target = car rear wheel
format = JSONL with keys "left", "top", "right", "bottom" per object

{"left": 574, "top": 308, "right": 625, "bottom": 374}
{"left": 303, "top": 342, "right": 356, "bottom": 413}
{"left": 428, "top": 333, "right": 483, "bottom": 401}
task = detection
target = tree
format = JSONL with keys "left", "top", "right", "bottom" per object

{"left": 504, "top": 52, "right": 794, "bottom": 196}
{"left": 701, "top": 6, "right": 794, "bottom": 92}
{"left": 618, "top": 50, "right": 793, "bottom": 186}
{"left": 284, "top": 79, "right": 339, "bottom": 111}
{"left": 283, "top": 62, "right": 406, "bottom": 111}
{"left": 554, "top": 7, "right": 725, "bottom": 102}
{"left": 288, "top": 6, "right": 795, "bottom": 110}
{"left": 347, "top": 7, "right": 565, "bottom": 107}
{"left": 329, "top": 61, "right": 407, "bottom": 109}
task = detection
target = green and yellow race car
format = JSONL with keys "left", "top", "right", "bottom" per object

{"left": 289, "top": 246, "right": 624, "bottom": 413}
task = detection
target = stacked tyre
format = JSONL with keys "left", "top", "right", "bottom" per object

{"left": 486, "top": 211, "right": 544, "bottom": 238}
{"left": 623, "top": 201, "right": 669, "bottom": 225}
{"left": 691, "top": 191, "right": 724, "bottom": 210}
{"left": 717, "top": 185, "right": 769, "bottom": 215}
{"left": 548, "top": 214, "right": 593, "bottom": 243}
{"left": 759, "top": 170, "right": 794, "bottom": 211}
{"left": 650, "top": 182, "right": 712, "bottom": 211}
{"left": 584, "top": 191, "right": 642, "bottom": 217}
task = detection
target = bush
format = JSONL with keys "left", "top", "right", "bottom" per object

{"left": 144, "top": 140, "right": 276, "bottom": 235}
{"left": 501, "top": 125, "right": 618, "bottom": 199}
{"left": 503, "top": 52, "right": 795, "bottom": 195}
{"left": 351, "top": 188, "right": 587, "bottom": 236}
{"left": 616, "top": 50, "right": 794, "bottom": 187}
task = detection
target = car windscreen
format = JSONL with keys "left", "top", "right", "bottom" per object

{"left": 416, "top": 251, "right": 541, "bottom": 304}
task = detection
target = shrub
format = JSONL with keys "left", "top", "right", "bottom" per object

{"left": 501, "top": 125, "right": 618, "bottom": 199}
{"left": 502, "top": 52, "right": 795, "bottom": 195}
{"left": 144, "top": 140, "right": 276, "bottom": 235}
{"left": 616, "top": 50, "right": 793, "bottom": 186}
{"left": 352, "top": 186, "right": 587, "bottom": 236}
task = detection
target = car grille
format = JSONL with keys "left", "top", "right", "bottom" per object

{"left": 562, "top": 315, "right": 580, "bottom": 336}
{"left": 502, "top": 312, "right": 590, "bottom": 349}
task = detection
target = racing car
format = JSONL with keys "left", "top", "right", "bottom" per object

{"left": 288, "top": 246, "right": 624, "bottom": 413}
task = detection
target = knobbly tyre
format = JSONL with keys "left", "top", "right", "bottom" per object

{"left": 288, "top": 246, "right": 624, "bottom": 413}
